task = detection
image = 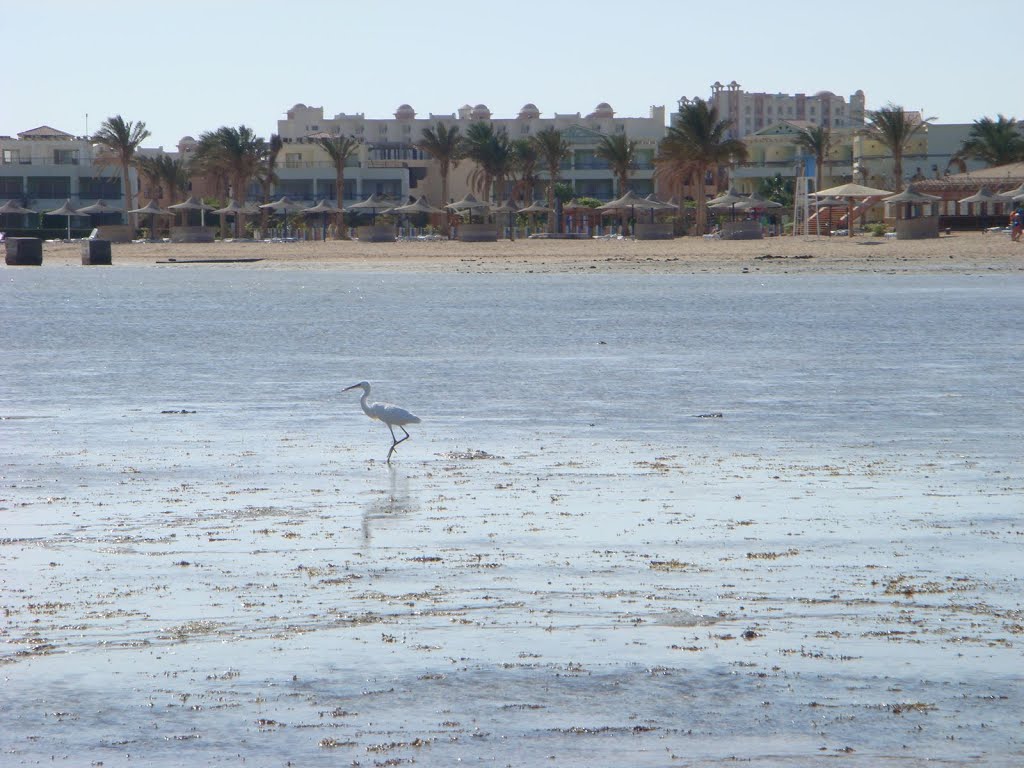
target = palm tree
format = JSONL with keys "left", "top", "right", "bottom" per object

{"left": 794, "top": 124, "right": 831, "bottom": 194}
{"left": 135, "top": 154, "right": 186, "bottom": 207}
{"left": 464, "top": 122, "right": 513, "bottom": 204}
{"left": 158, "top": 155, "right": 188, "bottom": 206}
{"left": 415, "top": 121, "right": 463, "bottom": 216}
{"left": 862, "top": 103, "right": 934, "bottom": 190}
{"left": 532, "top": 127, "right": 569, "bottom": 231}
{"left": 317, "top": 134, "right": 361, "bottom": 238}
{"left": 257, "top": 134, "right": 283, "bottom": 231}
{"left": 954, "top": 115, "right": 1024, "bottom": 167}
{"left": 656, "top": 98, "right": 747, "bottom": 235}
{"left": 91, "top": 115, "right": 151, "bottom": 228}
{"left": 510, "top": 138, "right": 540, "bottom": 204}
{"left": 192, "top": 125, "right": 265, "bottom": 237}
{"left": 595, "top": 134, "right": 637, "bottom": 196}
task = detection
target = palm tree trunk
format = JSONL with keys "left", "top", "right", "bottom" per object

{"left": 440, "top": 170, "right": 450, "bottom": 238}
{"left": 336, "top": 165, "right": 348, "bottom": 239}
{"left": 694, "top": 164, "right": 707, "bottom": 235}
{"left": 122, "top": 160, "right": 136, "bottom": 230}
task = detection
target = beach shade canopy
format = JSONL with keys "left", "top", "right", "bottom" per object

{"left": 706, "top": 188, "right": 748, "bottom": 207}
{"left": 882, "top": 184, "right": 942, "bottom": 219}
{"left": 706, "top": 187, "right": 749, "bottom": 220}
{"left": 814, "top": 182, "right": 894, "bottom": 198}
{"left": 812, "top": 183, "right": 893, "bottom": 237}
{"left": 128, "top": 199, "right": 173, "bottom": 216}
{"left": 815, "top": 196, "right": 848, "bottom": 207}
{"left": 210, "top": 200, "right": 246, "bottom": 216}
{"left": 46, "top": 199, "right": 86, "bottom": 239}
{"left": 76, "top": 199, "right": 122, "bottom": 216}
{"left": 302, "top": 199, "right": 343, "bottom": 215}
{"left": 168, "top": 195, "right": 215, "bottom": 225}
{"left": 957, "top": 185, "right": 1013, "bottom": 205}
{"left": 561, "top": 198, "right": 590, "bottom": 213}
{"left": 445, "top": 192, "right": 489, "bottom": 212}
{"left": 389, "top": 195, "right": 447, "bottom": 216}
{"left": 128, "top": 199, "right": 174, "bottom": 240}
{"left": 167, "top": 195, "right": 215, "bottom": 212}
{"left": 597, "top": 189, "right": 649, "bottom": 213}
{"left": 643, "top": 193, "right": 678, "bottom": 210}
{"left": 0, "top": 199, "right": 36, "bottom": 215}
{"left": 737, "top": 191, "right": 783, "bottom": 210}
{"left": 302, "top": 199, "right": 344, "bottom": 241}
{"left": 260, "top": 195, "right": 307, "bottom": 213}
{"left": 489, "top": 199, "right": 519, "bottom": 214}
{"left": 347, "top": 193, "right": 397, "bottom": 223}
{"left": 517, "top": 200, "right": 551, "bottom": 214}
{"left": 446, "top": 192, "right": 490, "bottom": 223}
{"left": 347, "top": 193, "right": 396, "bottom": 213}
{"left": 883, "top": 184, "right": 942, "bottom": 204}
{"left": 997, "top": 182, "right": 1024, "bottom": 201}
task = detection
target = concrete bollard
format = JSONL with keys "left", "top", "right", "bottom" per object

{"left": 81, "top": 239, "right": 112, "bottom": 265}
{"left": 4, "top": 237, "right": 43, "bottom": 266}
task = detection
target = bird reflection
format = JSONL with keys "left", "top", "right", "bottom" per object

{"left": 362, "top": 463, "right": 418, "bottom": 544}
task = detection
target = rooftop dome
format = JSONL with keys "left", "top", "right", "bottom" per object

{"left": 587, "top": 102, "right": 614, "bottom": 118}
{"left": 394, "top": 104, "right": 416, "bottom": 119}
{"left": 470, "top": 103, "right": 491, "bottom": 120}
{"left": 518, "top": 103, "right": 540, "bottom": 119}
{"left": 813, "top": 90, "right": 836, "bottom": 98}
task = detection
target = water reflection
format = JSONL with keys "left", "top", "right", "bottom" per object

{"left": 361, "top": 464, "right": 418, "bottom": 544}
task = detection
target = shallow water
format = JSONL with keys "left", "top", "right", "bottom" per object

{"left": 1, "top": 265, "right": 1022, "bottom": 766}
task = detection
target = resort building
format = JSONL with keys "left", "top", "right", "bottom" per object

{"left": 681, "top": 81, "right": 867, "bottom": 140}
{"left": 273, "top": 101, "right": 667, "bottom": 206}
{"left": 727, "top": 113, "right": 986, "bottom": 195}
{"left": 0, "top": 125, "right": 138, "bottom": 224}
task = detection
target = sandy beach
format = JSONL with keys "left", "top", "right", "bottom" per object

{"left": 29, "top": 231, "right": 1024, "bottom": 274}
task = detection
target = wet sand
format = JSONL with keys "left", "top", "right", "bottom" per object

{"left": 34, "top": 231, "right": 1024, "bottom": 274}
{"left": 2, "top": 251, "right": 1022, "bottom": 766}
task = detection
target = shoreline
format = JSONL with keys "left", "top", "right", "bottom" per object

{"left": 10, "top": 231, "right": 1024, "bottom": 274}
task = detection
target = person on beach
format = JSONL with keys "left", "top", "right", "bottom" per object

{"left": 1011, "top": 205, "right": 1023, "bottom": 242}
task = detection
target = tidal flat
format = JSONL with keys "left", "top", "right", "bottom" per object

{"left": 2, "top": 265, "right": 1021, "bottom": 766}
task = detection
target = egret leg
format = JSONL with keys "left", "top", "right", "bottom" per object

{"left": 385, "top": 424, "right": 411, "bottom": 464}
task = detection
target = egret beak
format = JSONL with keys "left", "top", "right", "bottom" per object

{"left": 343, "top": 384, "right": 359, "bottom": 392}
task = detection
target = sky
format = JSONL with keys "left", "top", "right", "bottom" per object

{"left": 4, "top": 0, "right": 1020, "bottom": 150}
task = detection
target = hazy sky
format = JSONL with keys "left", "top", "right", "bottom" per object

{"left": 4, "top": 0, "right": 1019, "bottom": 149}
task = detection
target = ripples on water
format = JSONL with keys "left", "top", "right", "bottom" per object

{"left": 1, "top": 266, "right": 1021, "bottom": 766}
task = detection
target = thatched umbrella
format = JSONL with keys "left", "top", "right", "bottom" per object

{"left": 46, "top": 199, "right": 86, "bottom": 240}
{"left": 446, "top": 193, "right": 490, "bottom": 224}
{"left": 814, "top": 182, "right": 893, "bottom": 237}
{"left": 958, "top": 186, "right": 1013, "bottom": 216}
{"left": 127, "top": 200, "right": 174, "bottom": 241}
{"left": 0, "top": 199, "right": 36, "bottom": 231}
{"left": 489, "top": 198, "right": 519, "bottom": 239}
{"left": 301, "top": 199, "right": 343, "bottom": 241}
{"left": 167, "top": 195, "right": 216, "bottom": 227}
{"left": 598, "top": 190, "right": 650, "bottom": 234}
{"left": 706, "top": 187, "right": 748, "bottom": 221}
{"left": 347, "top": 193, "right": 397, "bottom": 224}
{"left": 883, "top": 184, "right": 942, "bottom": 220}
{"left": 260, "top": 196, "right": 307, "bottom": 237}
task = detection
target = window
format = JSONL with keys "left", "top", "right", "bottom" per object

{"left": 80, "top": 176, "right": 121, "bottom": 199}
{"left": 28, "top": 176, "right": 71, "bottom": 199}
{"left": 0, "top": 176, "right": 22, "bottom": 196}
{"left": 285, "top": 152, "right": 303, "bottom": 168}
{"left": 2, "top": 149, "right": 21, "bottom": 164}
{"left": 53, "top": 149, "right": 79, "bottom": 165}
{"left": 378, "top": 124, "right": 387, "bottom": 134}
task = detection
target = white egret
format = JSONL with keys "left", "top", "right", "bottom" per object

{"left": 343, "top": 381, "right": 421, "bottom": 463}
